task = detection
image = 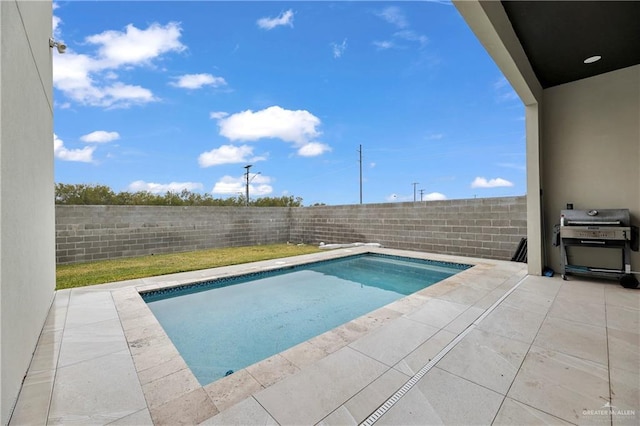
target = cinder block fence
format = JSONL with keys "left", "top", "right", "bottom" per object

{"left": 56, "top": 196, "right": 527, "bottom": 264}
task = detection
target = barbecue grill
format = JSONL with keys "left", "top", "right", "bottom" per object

{"left": 559, "top": 208, "right": 636, "bottom": 280}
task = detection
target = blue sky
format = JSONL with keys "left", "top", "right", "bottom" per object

{"left": 52, "top": 1, "right": 525, "bottom": 206}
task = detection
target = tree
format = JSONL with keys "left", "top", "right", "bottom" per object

{"left": 253, "top": 195, "right": 303, "bottom": 207}
{"left": 55, "top": 183, "right": 115, "bottom": 205}
{"left": 54, "top": 183, "right": 304, "bottom": 207}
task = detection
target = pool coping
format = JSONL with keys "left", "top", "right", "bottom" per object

{"left": 110, "top": 246, "right": 524, "bottom": 424}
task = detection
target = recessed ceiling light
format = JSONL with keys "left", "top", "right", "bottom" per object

{"left": 584, "top": 55, "right": 602, "bottom": 64}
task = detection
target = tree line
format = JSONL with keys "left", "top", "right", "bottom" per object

{"left": 55, "top": 183, "right": 304, "bottom": 207}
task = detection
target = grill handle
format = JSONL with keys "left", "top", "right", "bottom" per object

{"left": 580, "top": 240, "right": 606, "bottom": 244}
{"left": 566, "top": 220, "right": 621, "bottom": 226}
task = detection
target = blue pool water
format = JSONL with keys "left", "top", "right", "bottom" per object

{"left": 142, "top": 254, "right": 469, "bottom": 385}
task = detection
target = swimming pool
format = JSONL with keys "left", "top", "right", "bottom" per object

{"left": 142, "top": 253, "right": 470, "bottom": 385}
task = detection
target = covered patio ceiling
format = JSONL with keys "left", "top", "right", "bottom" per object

{"left": 500, "top": 0, "right": 640, "bottom": 88}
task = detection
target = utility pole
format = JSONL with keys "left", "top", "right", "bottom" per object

{"left": 358, "top": 144, "right": 363, "bottom": 204}
{"left": 419, "top": 189, "right": 425, "bottom": 202}
{"left": 244, "top": 164, "right": 252, "bottom": 207}
{"left": 412, "top": 182, "right": 419, "bottom": 202}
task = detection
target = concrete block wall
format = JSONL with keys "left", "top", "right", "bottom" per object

{"left": 55, "top": 196, "right": 527, "bottom": 264}
{"left": 289, "top": 196, "right": 527, "bottom": 259}
{"left": 56, "top": 205, "right": 291, "bottom": 264}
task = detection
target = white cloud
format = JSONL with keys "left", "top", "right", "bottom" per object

{"left": 54, "top": 134, "right": 95, "bottom": 163}
{"left": 213, "top": 105, "right": 330, "bottom": 157}
{"left": 86, "top": 22, "right": 185, "bottom": 68}
{"left": 498, "top": 90, "right": 519, "bottom": 102}
{"left": 331, "top": 39, "right": 347, "bottom": 58}
{"left": 394, "top": 30, "right": 428, "bottom": 47}
{"left": 210, "top": 111, "right": 229, "bottom": 120}
{"left": 425, "top": 133, "right": 444, "bottom": 140}
{"left": 80, "top": 130, "right": 120, "bottom": 143}
{"left": 373, "top": 40, "right": 395, "bottom": 50}
{"left": 171, "top": 73, "right": 227, "bottom": 89}
{"left": 377, "top": 6, "right": 408, "bottom": 29}
{"left": 216, "top": 106, "right": 326, "bottom": 156}
{"left": 471, "top": 177, "right": 514, "bottom": 188}
{"left": 53, "top": 21, "right": 185, "bottom": 108}
{"left": 127, "top": 180, "right": 203, "bottom": 194}
{"left": 53, "top": 52, "right": 100, "bottom": 101}
{"left": 494, "top": 76, "right": 519, "bottom": 103}
{"left": 211, "top": 174, "right": 273, "bottom": 196}
{"left": 374, "top": 7, "right": 427, "bottom": 50}
{"left": 257, "top": 10, "right": 294, "bottom": 30}
{"left": 424, "top": 192, "right": 447, "bottom": 201}
{"left": 104, "top": 83, "right": 156, "bottom": 105}
{"left": 297, "top": 142, "right": 331, "bottom": 157}
{"left": 52, "top": 15, "right": 62, "bottom": 39}
{"left": 198, "top": 144, "right": 267, "bottom": 167}
{"left": 52, "top": 3, "right": 62, "bottom": 37}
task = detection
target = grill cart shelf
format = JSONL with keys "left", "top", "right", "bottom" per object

{"left": 559, "top": 209, "right": 633, "bottom": 281}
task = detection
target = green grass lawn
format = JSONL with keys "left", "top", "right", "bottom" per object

{"left": 56, "top": 244, "right": 323, "bottom": 290}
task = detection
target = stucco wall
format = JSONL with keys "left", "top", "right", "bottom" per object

{"left": 542, "top": 65, "right": 640, "bottom": 272}
{"left": 56, "top": 196, "right": 527, "bottom": 264}
{"left": 0, "top": 1, "right": 56, "bottom": 423}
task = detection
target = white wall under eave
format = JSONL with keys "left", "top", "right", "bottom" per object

{"left": 542, "top": 65, "right": 640, "bottom": 274}
{"left": 525, "top": 104, "right": 543, "bottom": 274}
{"left": 0, "top": 1, "right": 56, "bottom": 423}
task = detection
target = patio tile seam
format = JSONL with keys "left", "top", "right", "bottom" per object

{"left": 247, "top": 395, "right": 280, "bottom": 426}
{"left": 604, "top": 301, "right": 640, "bottom": 312}
{"left": 485, "top": 317, "right": 552, "bottom": 424}
{"left": 496, "top": 396, "right": 580, "bottom": 426}
{"left": 604, "top": 306, "right": 615, "bottom": 426}
{"left": 545, "top": 311, "right": 609, "bottom": 330}
{"left": 345, "top": 315, "right": 451, "bottom": 371}
{"left": 532, "top": 334, "right": 611, "bottom": 369}
{"left": 606, "top": 362, "right": 640, "bottom": 376}
{"left": 429, "top": 365, "right": 510, "bottom": 399}
{"left": 55, "top": 346, "right": 135, "bottom": 374}
{"left": 317, "top": 366, "right": 411, "bottom": 426}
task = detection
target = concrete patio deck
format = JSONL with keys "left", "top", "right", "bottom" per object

{"left": 9, "top": 247, "right": 639, "bottom": 425}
